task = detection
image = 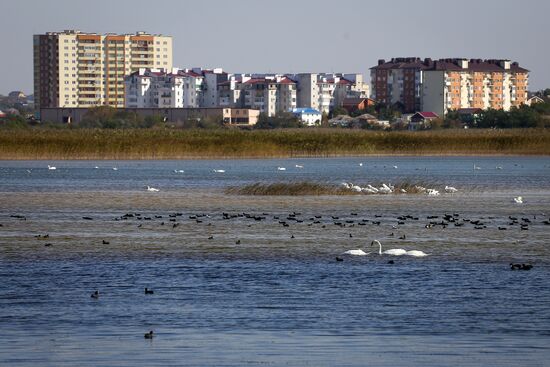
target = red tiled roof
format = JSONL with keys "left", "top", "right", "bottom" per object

{"left": 416, "top": 112, "right": 439, "bottom": 118}
{"left": 278, "top": 77, "right": 296, "bottom": 84}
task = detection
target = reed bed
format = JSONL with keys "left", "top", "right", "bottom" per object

{"left": 225, "top": 181, "right": 437, "bottom": 196}
{"left": 1, "top": 128, "right": 549, "bottom": 159}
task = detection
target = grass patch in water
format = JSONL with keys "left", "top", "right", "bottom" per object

{"left": 225, "top": 181, "right": 437, "bottom": 196}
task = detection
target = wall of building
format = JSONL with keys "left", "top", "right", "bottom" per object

{"left": 422, "top": 71, "right": 445, "bottom": 116}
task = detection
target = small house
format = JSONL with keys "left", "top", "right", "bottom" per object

{"left": 292, "top": 108, "right": 322, "bottom": 127}
{"left": 409, "top": 112, "right": 439, "bottom": 130}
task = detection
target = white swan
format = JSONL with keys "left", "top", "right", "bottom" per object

{"left": 94, "top": 166, "right": 99, "bottom": 169}
{"left": 213, "top": 169, "right": 225, "bottom": 173}
{"left": 445, "top": 186, "right": 458, "bottom": 193}
{"left": 146, "top": 186, "right": 159, "bottom": 192}
{"left": 295, "top": 164, "right": 304, "bottom": 168}
{"left": 371, "top": 240, "right": 407, "bottom": 256}
{"left": 405, "top": 250, "right": 430, "bottom": 257}
{"left": 359, "top": 163, "right": 363, "bottom": 167}
{"left": 47, "top": 165, "right": 56, "bottom": 170}
{"left": 277, "top": 167, "right": 286, "bottom": 171}
{"left": 343, "top": 249, "right": 370, "bottom": 256}
{"left": 513, "top": 196, "right": 523, "bottom": 204}
{"left": 174, "top": 169, "right": 184, "bottom": 173}
{"left": 112, "top": 167, "right": 118, "bottom": 171}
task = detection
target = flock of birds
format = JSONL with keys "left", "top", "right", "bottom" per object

{"left": 340, "top": 182, "right": 459, "bottom": 196}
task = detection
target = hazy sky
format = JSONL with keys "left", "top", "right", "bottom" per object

{"left": 2, "top": 0, "right": 549, "bottom": 94}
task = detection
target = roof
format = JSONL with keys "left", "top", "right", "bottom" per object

{"left": 342, "top": 97, "right": 376, "bottom": 106}
{"left": 413, "top": 112, "right": 439, "bottom": 119}
{"left": 371, "top": 57, "right": 529, "bottom": 73}
{"left": 292, "top": 108, "right": 321, "bottom": 115}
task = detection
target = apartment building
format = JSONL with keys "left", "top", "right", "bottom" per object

{"left": 125, "top": 68, "right": 203, "bottom": 108}
{"left": 216, "top": 75, "right": 297, "bottom": 116}
{"left": 292, "top": 73, "right": 369, "bottom": 114}
{"left": 370, "top": 57, "right": 529, "bottom": 115}
{"left": 33, "top": 30, "right": 172, "bottom": 110}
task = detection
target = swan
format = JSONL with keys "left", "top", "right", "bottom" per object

{"left": 445, "top": 186, "right": 458, "bottom": 193}
{"left": 392, "top": 165, "right": 398, "bottom": 169}
{"left": 371, "top": 240, "right": 407, "bottom": 256}
{"left": 513, "top": 196, "right": 523, "bottom": 204}
{"left": 427, "top": 189, "right": 440, "bottom": 196}
{"left": 351, "top": 185, "right": 362, "bottom": 192}
{"left": 112, "top": 167, "right": 118, "bottom": 171}
{"left": 359, "top": 163, "right": 363, "bottom": 167}
{"left": 295, "top": 164, "right": 304, "bottom": 168}
{"left": 94, "top": 166, "right": 99, "bottom": 169}
{"left": 47, "top": 165, "right": 56, "bottom": 170}
{"left": 213, "top": 169, "right": 225, "bottom": 173}
{"left": 405, "top": 250, "right": 430, "bottom": 257}
{"left": 174, "top": 169, "right": 184, "bottom": 173}
{"left": 146, "top": 186, "right": 159, "bottom": 192}
{"left": 343, "top": 249, "right": 370, "bottom": 256}
{"left": 277, "top": 167, "right": 286, "bottom": 171}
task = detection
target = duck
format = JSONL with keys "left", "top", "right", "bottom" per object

{"left": 91, "top": 290, "right": 99, "bottom": 299}
{"left": 144, "top": 288, "right": 154, "bottom": 295}
{"left": 144, "top": 331, "right": 154, "bottom": 339}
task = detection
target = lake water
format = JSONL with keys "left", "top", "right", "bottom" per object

{"left": 1, "top": 157, "right": 550, "bottom": 366}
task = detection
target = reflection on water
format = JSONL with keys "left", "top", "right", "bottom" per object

{"left": 1, "top": 157, "right": 550, "bottom": 366}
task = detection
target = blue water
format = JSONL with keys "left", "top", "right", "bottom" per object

{"left": 1, "top": 157, "right": 550, "bottom": 366}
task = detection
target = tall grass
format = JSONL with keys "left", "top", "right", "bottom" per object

{"left": 226, "top": 181, "right": 438, "bottom": 196}
{"left": 0, "top": 128, "right": 549, "bottom": 159}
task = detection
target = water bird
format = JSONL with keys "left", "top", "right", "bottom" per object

{"left": 147, "top": 186, "right": 160, "bottom": 192}
{"left": 144, "top": 331, "right": 154, "bottom": 339}
{"left": 295, "top": 164, "right": 304, "bottom": 168}
{"left": 405, "top": 250, "right": 430, "bottom": 257}
{"left": 91, "top": 290, "right": 99, "bottom": 299}
{"left": 94, "top": 166, "right": 99, "bottom": 169}
{"left": 335, "top": 256, "right": 344, "bottom": 262}
{"left": 388, "top": 260, "right": 395, "bottom": 264}
{"left": 208, "top": 235, "right": 214, "bottom": 240}
{"left": 513, "top": 196, "right": 523, "bottom": 204}
{"left": 392, "top": 165, "right": 398, "bottom": 169}
{"left": 510, "top": 263, "right": 533, "bottom": 271}
{"left": 235, "top": 239, "right": 241, "bottom": 244}
{"left": 47, "top": 165, "right": 56, "bottom": 170}
{"left": 144, "top": 288, "right": 154, "bottom": 294}
{"left": 112, "top": 167, "right": 118, "bottom": 171}
{"left": 26, "top": 169, "right": 32, "bottom": 173}
{"left": 343, "top": 249, "right": 370, "bottom": 256}
{"left": 371, "top": 240, "right": 407, "bottom": 256}
{"left": 359, "top": 163, "right": 363, "bottom": 166}
{"left": 102, "top": 240, "right": 110, "bottom": 244}
{"left": 174, "top": 169, "right": 184, "bottom": 173}
{"left": 399, "top": 234, "right": 406, "bottom": 240}
{"left": 213, "top": 169, "right": 225, "bottom": 173}
{"left": 277, "top": 167, "right": 286, "bottom": 171}
{"left": 445, "top": 186, "right": 458, "bottom": 193}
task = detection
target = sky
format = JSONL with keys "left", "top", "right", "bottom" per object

{"left": 2, "top": 0, "right": 549, "bottom": 95}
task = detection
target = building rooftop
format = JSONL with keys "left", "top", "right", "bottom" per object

{"left": 371, "top": 57, "right": 529, "bottom": 73}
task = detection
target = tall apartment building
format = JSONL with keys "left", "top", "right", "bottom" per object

{"left": 370, "top": 57, "right": 529, "bottom": 115}
{"left": 33, "top": 30, "right": 172, "bottom": 110}
{"left": 125, "top": 68, "right": 203, "bottom": 108}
